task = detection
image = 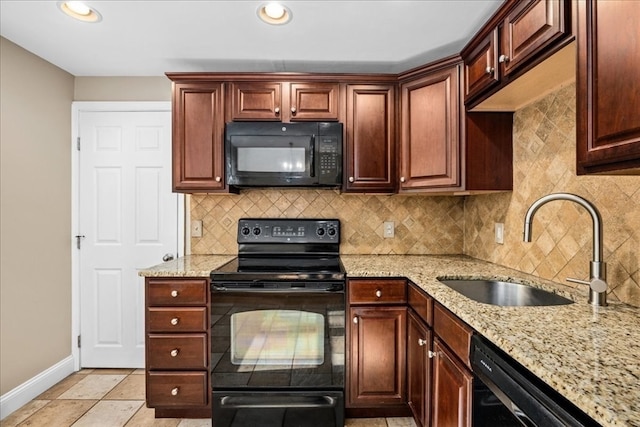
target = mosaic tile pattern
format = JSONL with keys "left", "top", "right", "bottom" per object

{"left": 190, "top": 191, "right": 464, "bottom": 256}
{"left": 464, "top": 82, "right": 640, "bottom": 307}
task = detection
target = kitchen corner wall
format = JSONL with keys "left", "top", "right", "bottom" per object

{"left": 464, "top": 82, "right": 640, "bottom": 307}
{"left": 190, "top": 192, "right": 464, "bottom": 255}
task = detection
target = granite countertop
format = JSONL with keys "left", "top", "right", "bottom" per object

{"left": 140, "top": 254, "right": 639, "bottom": 427}
{"left": 139, "top": 254, "right": 235, "bottom": 277}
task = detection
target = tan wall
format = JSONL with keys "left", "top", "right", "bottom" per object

{"left": 74, "top": 77, "right": 171, "bottom": 101}
{"left": 464, "top": 82, "right": 640, "bottom": 307}
{"left": 0, "top": 37, "right": 75, "bottom": 394}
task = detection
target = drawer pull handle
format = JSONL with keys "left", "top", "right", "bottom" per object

{"left": 170, "top": 317, "right": 179, "bottom": 326}
{"left": 171, "top": 387, "right": 179, "bottom": 396}
{"left": 170, "top": 349, "right": 179, "bottom": 357}
{"left": 170, "top": 290, "right": 178, "bottom": 298}
{"left": 418, "top": 338, "right": 427, "bottom": 347}
{"left": 375, "top": 289, "right": 382, "bottom": 298}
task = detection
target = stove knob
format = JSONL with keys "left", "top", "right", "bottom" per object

{"left": 252, "top": 227, "right": 261, "bottom": 236}
{"left": 241, "top": 227, "right": 251, "bottom": 236}
{"left": 327, "top": 227, "right": 337, "bottom": 237}
{"left": 316, "top": 227, "right": 325, "bottom": 236}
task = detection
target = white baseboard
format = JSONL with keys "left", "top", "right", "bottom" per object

{"left": 0, "top": 355, "right": 75, "bottom": 420}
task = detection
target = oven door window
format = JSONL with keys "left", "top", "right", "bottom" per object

{"left": 211, "top": 291, "right": 344, "bottom": 389}
{"left": 231, "top": 310, "right": 324, "bottom": 366}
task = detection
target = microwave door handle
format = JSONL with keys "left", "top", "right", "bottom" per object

{"left": 310, "top": 134, "right": 316, "bottom": 177}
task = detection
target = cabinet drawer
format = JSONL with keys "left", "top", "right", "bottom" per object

{"left": 147, "top": 278, "right": 208, "bottom": 306}
{"left": 146, "top": 371, "right": 208, "bottom": 407}
{"left": 348, "top": 279, "right": 406, "bottom": 304}
{"left": 408, "top": 283, "right": 433, "bottom": 326}
{"left": 147, "top": 334, "right": 207, "bottom": 370}
{"left": 433, "top": 303, "right": 472, "bottom": 367}
{"left": 148, "top": 307, "right": 207, "bottom": 333}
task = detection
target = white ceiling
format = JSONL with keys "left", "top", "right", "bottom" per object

{"left": 0, "top": 0, "right": 503, "bottom": 76}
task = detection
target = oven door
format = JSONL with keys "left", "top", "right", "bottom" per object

{"left": 211, "top": 283, "right": 345, "bottom": 427}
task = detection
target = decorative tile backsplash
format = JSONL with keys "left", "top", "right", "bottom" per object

{"left": 464, "top": 82, "right": 640, "bottom": 307}
{"left": 190, "top": 191, "right": 464, "bottom": 256}
{"left": 190, "top": 82, "right": 639, "bottom": 307}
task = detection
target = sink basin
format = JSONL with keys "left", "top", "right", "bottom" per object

{"left": 438, "top": 279, "right": 573, "bottom": 307}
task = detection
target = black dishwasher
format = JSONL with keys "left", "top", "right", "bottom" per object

{"left": 471, "top": 335, "right": 601, "bottom": 427}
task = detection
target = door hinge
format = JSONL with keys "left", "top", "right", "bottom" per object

{"left": 77, "top": 137, "right": 81, "bottom": 151}
{"left": 77, "top": 335, "right": 81, "bottom": 348}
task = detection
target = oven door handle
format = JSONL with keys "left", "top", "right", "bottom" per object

{"left": 211, "top": 283, "right": 344, "bottom": 292}
{"left": 219, "top": 395, "right": 337, "bottom": 409}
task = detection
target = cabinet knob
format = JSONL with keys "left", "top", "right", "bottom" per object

{"left": 498, "top": 54, "right": 510, "bottom": 63}
{"left": 291, "top": 107, "right": 297, "bottom": 114}
{"left": 171, "top": 387, "right": 179, "bottom": 396}
{"left": 170, "top": 290, "right": 178, "bottom": 298}
{"left": 170, "top": 349, "right": 179, "bottom": 357}
{"left": 400, "top": 177, "right": 406, "bottom": 183}
{"left": 375, "top": 289, "right": 382, "bottom": 298}
{"left": 348, "top": 177, "right": 354, "bottom": 183}
{"left": 170, "top": 317, "right": 179, "bottom": 326}
{"left": 428, "top": 350, "right": 437, "bottom": 359}
{"left": 215, "top": 176, "right": 221, "bottom": 182}
{"left": 352, "top": 316, "right": 358, "bottom": 324}
{"left": 485, "top": 66, "right": 494, "bottom": 75}
{"left": 418, "top": 338, "right": 427, "bottom": 347}
{"left": 274, "top": 107, "right": 280, "bottom": 114}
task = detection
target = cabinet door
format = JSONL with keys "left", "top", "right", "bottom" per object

{"left": 289, "top": 82, "right": 339, "bottom": 121}
{"left": 463, "top": 28, "right": 499, "bottom": 100}
{"left": 345, "top": 85, "right": 396, "bottom": 193}
{"left": 172, "top": 82, "right": 226, "bottom": 192}
{"left": 577, "top": 0, "right": 640, "bottom": 174}
{"left": 348, "top": 306, "right": 406, "bottom": 407}
{"left": 431, "top": 339, "right": 472, "bottom": 427}
{"left": 230, "top": 82, "right": 282, "bottom": 121}
{"left": 407, "top": 310, "right": 431, "bottom": 427}
{"left": 501, "top": 0, "right": 571, "bottom": 77}
{"left": 400, "top": 65, "right": 461, "bottom": 190}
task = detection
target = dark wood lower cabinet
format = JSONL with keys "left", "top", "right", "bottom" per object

{"left": 348, "top": 306, "right": 407, "bottom": 411}
{"left": 431, "top": 338, "right": 473, "bottom": 427}
{"left": 407, "top": 310, "right": 432, "bottom": 427}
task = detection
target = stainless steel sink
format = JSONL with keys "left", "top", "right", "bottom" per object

{"left": 438, "top": 279, "right": 573, "bottom": 306}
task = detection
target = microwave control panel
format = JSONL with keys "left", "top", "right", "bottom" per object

{"left": 318, "top": 136, "right": 340, "bottom": 176}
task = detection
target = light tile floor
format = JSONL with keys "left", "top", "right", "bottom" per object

{"left": 1, "top": 369, "right": 417, "bottom": 427}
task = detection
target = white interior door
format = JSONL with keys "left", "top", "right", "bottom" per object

{"left": 78, "top": 109, "right": 177, "bottom": 368}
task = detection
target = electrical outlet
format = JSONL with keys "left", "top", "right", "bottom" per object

{"left": 191, "top": 220, "right": 203, "bottom": 238}
{"left": 383, "top": 221, "right": 395, "bottom": 238}
{"left": 495, "top": 223, "right": 504, "bottom": 244}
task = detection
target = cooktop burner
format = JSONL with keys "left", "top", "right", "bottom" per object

{"left": 210, "top": 218, "right": 345, "bottom": 282}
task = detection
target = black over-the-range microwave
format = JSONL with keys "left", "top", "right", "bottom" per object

{"left": 225, "top": 121, "right": 343, "bottom": 188}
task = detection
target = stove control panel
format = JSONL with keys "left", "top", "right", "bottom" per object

{"left": 237, "top": 218, "right": 340, "bottom": 243}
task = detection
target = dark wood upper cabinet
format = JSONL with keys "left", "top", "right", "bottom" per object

{"left": 229, "top": 81, "right": 339, "bottom": 122}
{"left": 576, "top": 0, "right": 640, "bottom": 174}
{"left": 344, "top": 84, "right": 396, "bottom": 193}
{"left": 462, "top": 0, "right": 572, "bottom": 107}
{"left": 501, "top": 0, "right": 571, "bottom": 76}
{"left": 170, "top": 81, "right": 228, "bottom": 193}
{"left": 463, "top": 29, "right": 500, "bottom": 101}
{"left": 400, "top": 64, "right": 461, "bottom": 191}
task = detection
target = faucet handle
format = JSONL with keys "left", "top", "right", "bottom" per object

{"left": 566, "top": 277, "right": 608, "bottom": 293}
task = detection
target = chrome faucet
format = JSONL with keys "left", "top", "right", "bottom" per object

{"left": 523, "top": 193, "right": 608, "bottom": 306}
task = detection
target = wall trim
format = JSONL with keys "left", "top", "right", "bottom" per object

{"left": 0, "top": 356, "right": 74, "bottom": 420}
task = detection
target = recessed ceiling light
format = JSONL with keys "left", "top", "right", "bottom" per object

{"left": 258, "top": 2, "right": 292, "bottom": 25}
{"left": 58, "top": 1, "right": 102, "bottom": 23}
